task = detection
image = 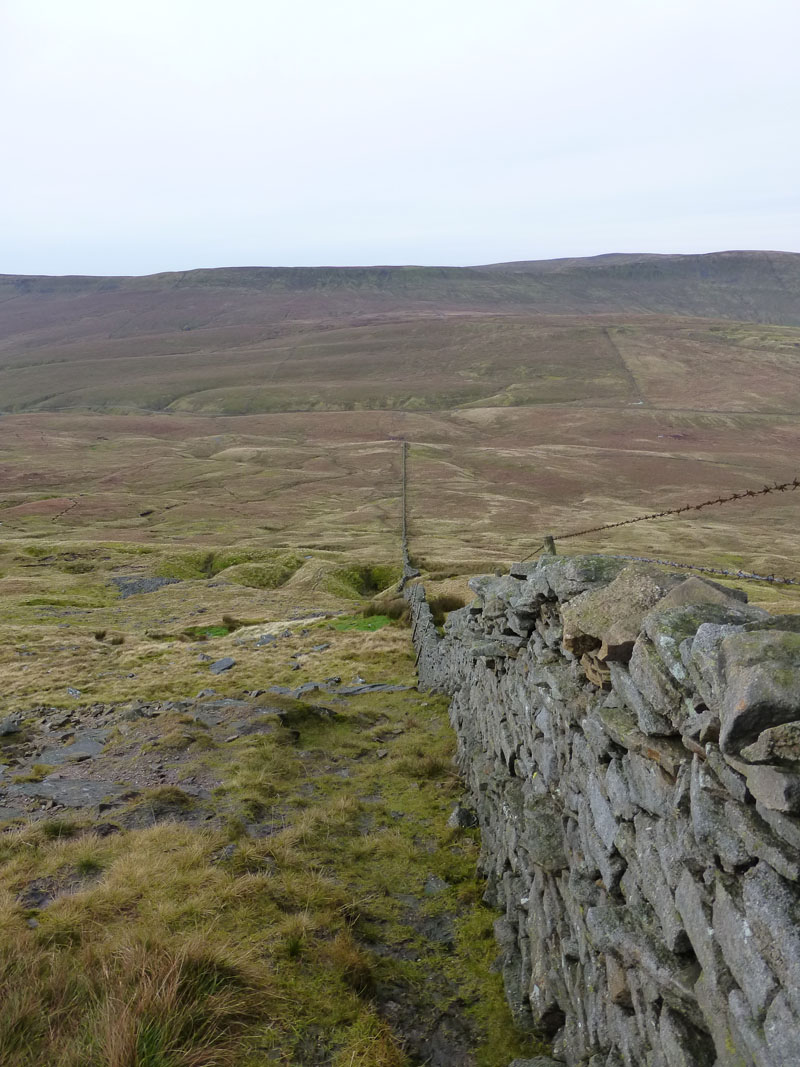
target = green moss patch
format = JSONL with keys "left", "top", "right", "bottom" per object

{"left": 324, "top": 563, "right": 401, "bottom": 599}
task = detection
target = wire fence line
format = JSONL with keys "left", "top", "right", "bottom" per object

{"left": 522, "top": 476, "right": 800, "bottom": 584}
{"left": 399, "top": 440, "right": 420, "bottom": 588}
{"left": 399, "top": 442, "right": 798, "bottom": 589}
{"left": 542, "top": 478, "right": 800, "bottom": 545}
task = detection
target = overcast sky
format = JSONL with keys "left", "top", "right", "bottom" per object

{"left": 2, "top": 0, "right": 799, "bottom": 276}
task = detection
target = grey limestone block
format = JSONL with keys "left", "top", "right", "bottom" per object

{"left": 603, "top": 1055, "right": 626, "bottom": 1067}
{"left": 578, "top": 803, "right": 625, "bottom": 891}
{"left": 703, "top": 744, "right": 748, "bottom": 802}
{"left": 534, "top": 553, "right": 628, "bottom": 601}
{"left": 723, "top": 798, "right": 800, "bottom": 882}
{"left": 743, "top": 763, "right": 800, "bottom": 814}
{"left": 581, "top": 708, "right": 613, "bottom": 758}
{"left": 712, "top": 872, "right": 777, "bottom": 1019}
{"left": 621, "top": 752, "right": 677, "bottom": 818}
{"left": 741, "top": 719, "right": 800, "bottom": 763}
{"left": 674, "top": 869, "right": 733, "bottom": 996}
{"left": 585, "top": 904, "right": 699, "bottom": 1011}
{"left": 689, "top": 756, "right": 751, "bottom": 870}
{"left": 763, "top": 991, "right": 800, "bottom": 1067}
{"left": 467, "top": 572, "right": 511, "bottom": 600}
{"left": 442, "top": 604, "right": 472, "bottom": 635}
{"left": 560, "top": 564, "right": 680, "bottom": 662}
{"left": 631, "top": 814, "right": 689, "bottom": 954}
{"left": 693, "top": 971, "right": 754, "bottom": 1067}
{"left": 605, "top": 954, "right": 631, "bottom": 1007}
{"left": 596, "top": 703, "right": 687, "bottom": 777}
{"left": 626, "top": 967, "right": 666, "bottom": 1056}
{"left": 629, "top": 636, "right": 687, "bottom": 723}
{"left": 506, "top": 609, "right": 537, "bottom": 638}
{"left": 609, "top": 661, "right": 675, "bottom": 736}
{"left": 604, "top": 1000, "right": 648, "bottom": 1067}
{"left": 718, "top": 628, "right": 800, "bottom": 754}
{"left": 620, "top": 866, "right": 645, "bottom": 907}
{"left": 509, "top": 580, "right": 548, "bottom": 615}
{"left": 605, "top": 757, "right": 637, "bottom": 820}
{"left": 643, "top": 602, "right": 759, "bottom": 687}
{"left": 754, "top": 801, "right": 800, "bottom": 852}
{"left": 587, "top": 772, "right": 619, "bottom": 852}
{"left": 742, "top": 861, "right": 800, "bottom": 1016}
{"left": 518, "top": 792, "right": 568, "bottom": 873}
{"left": 726, "top": 988, "right": 772, "bottom": 1067}
{"left": 506, "top": 1059, "right": 566, "bottom": 1067}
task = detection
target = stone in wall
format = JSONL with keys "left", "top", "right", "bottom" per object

{"left": 405, "top": 556, "right": 800, "bottom": 1067}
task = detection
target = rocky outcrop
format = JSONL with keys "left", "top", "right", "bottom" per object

{"left": 406, "top": 555, "right": 800, "bottom": 1067}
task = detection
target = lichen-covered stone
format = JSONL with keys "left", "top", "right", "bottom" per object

{"left": 561, "top": 564, "right": 679, "bottom": 662}
{"left": 743, "top": 764, "right": 800, "bottom": 813}
{"left": 585, "top": 904, "right": 699, "bottom": 1006}
{"left": 763, "top": 992, "right": 800, "bottom": 1066}
{"left": 596, "top": 703, "right": 686, "bottom": 775}
{"left": 741, "top": 720, "right": 800, "bottom": 764}
{"left": 658, "top": 574, "right": 751, "bottom": 608}
{"left": 687, "top": 621, "right": 743, "bottom": 711}
{"left": 712, "top": 872, "right": 777, "bottom": 1018}
{"left": 519, "top": 794, "right": 568, "bottom": 872}
{"left": 723, "top": 798, "right": 800, "bottom": 881}
{"left": 718, "top": 629, "right": 800, "bottom": 753}
{"left": 644, "top": 602, "right": 759, "bottom": 685}
{"left": 742, "top": 862, "right": 800, "bottom": 1015}
{"left": 531, "top": 554, "right": 629, "bottom": 600}
{"left": 609, "top": 661, "right": 675, "bottom": 736}
{"left": 629, "top": 636, "right": 687, "bottom": 724}
{"left": 674, "top": 869, "right": 731, "bottom": 994}
{"left": 690, "top": 756, "right": 750, "bottom": 870}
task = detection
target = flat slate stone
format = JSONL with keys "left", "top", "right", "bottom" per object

{"left": 111, "top": 576, "right": 180, "bottom": 598}
{"left": 209, "top": 657, "right": 236, "bottom": 674}
{"left": 37, "top": 729, "right": 108, "bottom": 765}
{"left": 5, "top": 776, "right": 131, "bottom": 808}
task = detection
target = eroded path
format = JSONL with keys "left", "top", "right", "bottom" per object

{"left": 0, "top": 614, "right": 543, "bottom": 1066}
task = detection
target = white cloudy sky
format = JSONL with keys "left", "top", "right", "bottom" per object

{"left": 2, "top": 0, "right": 799, "bottom": 275}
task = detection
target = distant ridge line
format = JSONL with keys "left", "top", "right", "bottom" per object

{"left": 2, "top": 248, "right": 800, "bottom": 285}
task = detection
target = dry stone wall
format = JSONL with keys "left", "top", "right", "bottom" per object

{"left": 406, "top": 555, "right": 800, "bottom": 1067}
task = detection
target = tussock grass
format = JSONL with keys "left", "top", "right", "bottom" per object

{"left": 0, "top": 541, "right": 549, "bottom": 1065}
{"left": 427, "top": 592, "right": 467, "bottom": 626}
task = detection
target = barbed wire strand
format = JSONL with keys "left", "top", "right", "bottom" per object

{"left": 549, "top": 477, "right": 799, "bottom": 543}
{"left": 400, "top": 443, "right": 799, "bottom": 588}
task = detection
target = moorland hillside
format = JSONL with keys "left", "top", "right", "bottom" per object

{"left": 0, "top": 252, "right": 799, "bottom": 1065}
{"left": 0, "top": 249, "right": 798, "bottom": 593}
{"left": 1, "top": 250, "right": 800, "bottom": 415}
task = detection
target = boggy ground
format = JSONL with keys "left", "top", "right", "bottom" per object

{"left": 0, "top": 550, "right": 544, "bottom": 1067}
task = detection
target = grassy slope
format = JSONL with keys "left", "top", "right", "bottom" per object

{"left": 0, "top": 538, "right": 543, "bottom": 1066}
